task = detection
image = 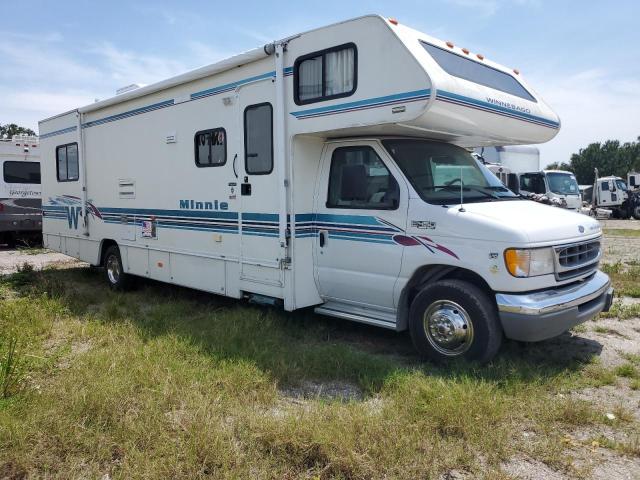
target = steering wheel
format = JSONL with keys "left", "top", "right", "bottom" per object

{"left": 445, "top": 178, "right": 463, "bottom": 186}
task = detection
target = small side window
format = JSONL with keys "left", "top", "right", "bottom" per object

{"left": 194, "top": 128, "right": 226, "bottom": 167}
{"left": 294, "top": 43, "right": 357, "bottom": 105}
{"left": 56, "top": 143, "right": 79, "bottom": 182}
{"left": 244, "top": 103, "right": 273, "bottom": 175}
{"left": 601, "top": 182, "right": 609, "bottom": 191}
{"left": 327, "top": 146, "right": 399, "bottom": 210}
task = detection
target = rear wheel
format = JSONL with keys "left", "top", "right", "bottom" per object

{"left": 409, "top": 279, "right": 502, "bottom": 363}
{"left": 633, "top": 205, "right": 640, "bottom": 220}
{"left": 104, "top": 245, "right": 131, "bottom": 290}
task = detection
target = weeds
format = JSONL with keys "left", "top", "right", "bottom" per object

{"left": 0, "top": 337, "right": 21, "bottom": 398}
{"left": 0, "top": 266, "right": 636, "bottom": 478}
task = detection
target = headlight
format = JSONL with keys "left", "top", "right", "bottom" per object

{"left": 504, "top": 248, "right": 555, "bottom": 277}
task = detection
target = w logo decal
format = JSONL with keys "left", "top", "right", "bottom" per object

{"left": 65, "top": 206, "right": 82, "bottom": 229}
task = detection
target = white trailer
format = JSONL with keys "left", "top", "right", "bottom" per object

{"left": 40, "top": 16, "right": 612, "bottom": 362}
{"left": 0, "top": 135, "right": 42, "bottom": 246}
{"left": 475, "top": 145, "right": 540, "bottom": 174}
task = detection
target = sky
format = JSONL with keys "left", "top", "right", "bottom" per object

{"left": 1, "top": 0, "right": 639, "bottom": 165}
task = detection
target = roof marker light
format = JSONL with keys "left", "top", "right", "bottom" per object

{"left": 513, "top": 68, "right": 520, "bottom": 75}
{"left": 462, "top": 48, "right": 470, "bottom": 54}
{"left": 446, "top": 41, "right": 454, "bottom": 48}
{"left": 388, "top": 18, "right": 398, "bottom": 25}
{"left": 476, "top": 53, "right": 484, "bottom": 60}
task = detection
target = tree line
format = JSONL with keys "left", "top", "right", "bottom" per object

{"left": 547, "top": 136, "right": 640, "bottom": 185}
{"left": 0, "top": 123, "right": 36, "bottom": 139}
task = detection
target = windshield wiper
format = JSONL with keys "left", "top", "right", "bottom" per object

{"left": 432, "top": 185, "right": 500, "bottom": 199}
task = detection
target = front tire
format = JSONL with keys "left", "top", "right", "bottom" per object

{"left": 409, "top": 279, "right": 502, "bottom": 363}
{"left": 103, "top": 245, "right": 131, "bottom": 291}
{"left": 633, "top": 205, "right": 640, "bottom": 220}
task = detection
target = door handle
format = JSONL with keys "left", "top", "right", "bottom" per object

{"left": 319, "top": 230, "right": 328, "bottom": 248}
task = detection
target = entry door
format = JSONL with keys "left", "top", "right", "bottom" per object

{"left": 237, "top": 82, "right": 283, "bottom": 286}
{"left": 313, "top": 141, "right": 408, "bottom": 309}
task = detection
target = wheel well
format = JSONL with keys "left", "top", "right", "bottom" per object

{"left": 98, "top": 239, "right": 118, "bottom": 266}
{"left": 396, "top": 265, "right": 494, "bottom": 331}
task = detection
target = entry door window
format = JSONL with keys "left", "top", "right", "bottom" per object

{"left": 244, "top": 103, "right": 273, "bottom": 175}
{"left": 327, "top": 146, "right": 399, "bottom": 209}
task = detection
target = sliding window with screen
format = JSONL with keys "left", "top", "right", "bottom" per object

{"left": 294, "top": 43, "right": 357, "bottom": 105}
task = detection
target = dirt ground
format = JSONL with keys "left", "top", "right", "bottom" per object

{"left": 0, "top": 247, "right": 84, "bottom": 275}
{"left": 1, "top": 226, "right": 639, "bottom": 479}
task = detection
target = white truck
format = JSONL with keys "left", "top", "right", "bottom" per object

{"left": 591, "top": 169, "right": 640, "bottom": 219}
{"left": 0, "top": 135, "right": 42, "bottom": 246}
{"left": 475, "top": 145, "right": 540, "bottom": 173}
{"left": 39, "top": 15, "right": 612, "bottom": 363}
{"left": 517, "top": 170, "right": 582, "bottom": 211}
{"left": 628, "top": 172, "right": 640, "bottom": 191}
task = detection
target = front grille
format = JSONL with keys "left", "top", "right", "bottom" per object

{"left": 555, "top": 240, "right": 601, "bottom": 281}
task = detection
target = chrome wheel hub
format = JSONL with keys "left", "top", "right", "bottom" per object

{"left": 106, "top": 254, "right": 121, "bottom": 284}
{"left": 423, "top": 300, "right": 474, "bottom": 356}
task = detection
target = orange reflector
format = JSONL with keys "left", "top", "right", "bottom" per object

{"left": 476, "top": 53, "right": 484, "bottom": 60}
{"left": 157, "top": 262, "right": 163, "bottom": 268}
{"left": 462, "top": 48, "right": 469, "bottom": 54}
{"left": 446, "top": 41, "right": 454, "bottom": 48}
{"left": 388, "top": 18, "right": 398, "bottom": 25}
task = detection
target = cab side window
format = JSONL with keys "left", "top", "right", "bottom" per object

{"left": 327, "top": 146, "right": 399, "bottom": 210}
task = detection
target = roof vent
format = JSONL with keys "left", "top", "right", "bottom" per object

{"left": 116, "top": 83, "right": 146, "bottom": 95}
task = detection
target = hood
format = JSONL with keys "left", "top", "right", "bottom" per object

{"left": 457, "top": 199, "right": 601, "bottom": 244}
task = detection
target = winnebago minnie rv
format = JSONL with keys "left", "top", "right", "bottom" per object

{"left": 0, "top": 135, "right": 42, "bottom": 246}
{"left": 39, "top": 16, "right": 612, "bottom": 362}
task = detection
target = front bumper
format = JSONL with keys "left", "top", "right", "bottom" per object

{"left": 0, "top": 215, "right": 42, "bottom": 233}
{"left": 495, "top": 270, "right": 613, "bottom": 342}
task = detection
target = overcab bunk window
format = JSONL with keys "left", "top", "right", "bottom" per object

{"left": 194, "top": 128, "right": 226, "bottom": 167}
{"left": 3, "top": 161, "right": 41, "bottom": 184}
{"left": 244, "top": 103, "right": 273, "bottom": 175}
{"left": 294, "top": 43, "right": 357, "bottom": 105}
{"left": 420, "top": 41, "right": 536, "bottom": 102}
{"left": 56, "top": 143, "right": 79, "bottom": 182}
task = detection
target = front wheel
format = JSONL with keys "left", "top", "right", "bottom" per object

{"left": 103, "top": 245, "right": 132, "bottom": 291}
{"left": 633, "top": 205, "right": 640, "bottom": 220}
{"left": 409, "top": 279, "right": 502, "bottom": 363}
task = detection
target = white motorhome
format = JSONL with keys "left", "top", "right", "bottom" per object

{"left": 0, "top": 135, "right": 42, "bottom": 246}
{"left": 518, "top": 170, "right": 582, "bottom": 211}
{"left": 39, "top": 16, "right": 612, "bottom": 362}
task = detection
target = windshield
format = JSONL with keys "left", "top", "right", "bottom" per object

{"left": 616, "top": 179, "right": 628, "bottom": 191}
{"left": 382, "top": 140, "right": 518, "bottom": 205}
{"left": 546, "top": 172, "right": 579, "bottom": 196}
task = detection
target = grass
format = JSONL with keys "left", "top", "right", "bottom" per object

{"left": 600, "top": 262, "right": 640, "bottom": 298}
{"left": 603, "top": 228, "right": 640, "bottom": 238}
{"left": 0, "top": 266, "right": 635, "bottom": 478}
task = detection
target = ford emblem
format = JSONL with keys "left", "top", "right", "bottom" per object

{"left": 578, "top": 225, "right": 585, "bottom": 233}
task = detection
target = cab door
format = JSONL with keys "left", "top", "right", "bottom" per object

{"left": 313, "top": 141, "right": 408, "bottom": 310}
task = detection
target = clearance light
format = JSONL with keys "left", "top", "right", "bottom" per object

{"left": 504, "top": 248, "right": 555, "bottom": 278}
{"left": 446, "top": 41, "right": 454, "bottom": 48}
{"left": 388, "top": 18, "right": 398, "bottom": 25}
{"left": 513, "top": 68, "right": 520, "bottom": 75}
{"left": 476, "top": 53, "right": 484, "bottom": 60}
{"left": 462, "top": 48, "right": 470, "bottom": 54}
